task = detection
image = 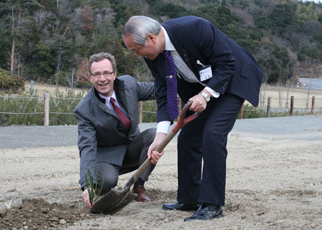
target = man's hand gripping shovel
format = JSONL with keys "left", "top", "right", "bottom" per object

{"left": 90, "top": 101, "right": 200, "bottom": 215}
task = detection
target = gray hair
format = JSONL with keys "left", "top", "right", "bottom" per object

{"left": 88, "top": 52, "right": 117, "bottom": 74}
{"left": 123, "top": 16, "right": 161, "bottom": 46}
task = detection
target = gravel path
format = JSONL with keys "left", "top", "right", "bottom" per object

{"left": 0, "top": 115, "right": 321, "bottom": 149}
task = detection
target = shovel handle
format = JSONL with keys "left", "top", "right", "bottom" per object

{"left": 123, "top": 101, "right": 200, "bottom": 192}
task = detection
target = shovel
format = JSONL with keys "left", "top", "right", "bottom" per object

{"left": 90, "top": 101, "right": 200, "bottom": 215}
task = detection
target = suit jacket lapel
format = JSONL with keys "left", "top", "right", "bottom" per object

{"left": 114, "top": 79, "right": 130, "bottom": 120}
{"left": 177, "top": 48, "right": 193, "bottom": 70}
{"left": 92, "top": 85, "right": 118, "bottom": 118}
{"left": 162, "top": 23, "right": 194, "bottom": 70}
{"left": 91, "top": 80, "right": 131, "bottom": 122}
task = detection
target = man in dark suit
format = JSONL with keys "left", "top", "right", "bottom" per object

{"left": 74, "top": 52, "right": 162, "bottom": 209}
{"left": 123, "top": 16, "right": 263, "bottom": 221}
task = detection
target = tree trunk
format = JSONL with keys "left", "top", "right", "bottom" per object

{"left": 10, "top": 6, "right": 15, "bottom": 76}
{"left": 10, "top": 8, "right": 21, "bottom": 77}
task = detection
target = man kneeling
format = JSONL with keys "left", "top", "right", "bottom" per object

{"left": 74, "top": 52, "right": 162, "bottom": 208}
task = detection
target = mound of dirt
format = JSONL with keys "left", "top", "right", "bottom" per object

{"left": 0, "top": 198, "right": 99, "bottom": 229}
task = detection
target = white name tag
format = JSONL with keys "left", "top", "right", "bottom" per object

{"left": 199, "top": 65, "right": 212, "bottom": 82}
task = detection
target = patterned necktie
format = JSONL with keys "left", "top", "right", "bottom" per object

{"left": 163, "top": 50, "right": 179, "bottom": 121}
{"left": 110, "top": 97, "right": 131, "bottom": 132}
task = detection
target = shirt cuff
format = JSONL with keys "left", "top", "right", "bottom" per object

{"left": 156, "top": 121, "right": 171, "bottom": 134}
{"left": 205, "top": 86, "right": 220, "bottom": 98}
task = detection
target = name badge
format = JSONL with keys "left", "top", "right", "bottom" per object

{"left": 199, "top": 65, "right": 212, "bottom": 82}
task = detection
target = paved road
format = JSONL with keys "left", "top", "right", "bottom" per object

{"left": 0, "top": 115, "right": 321, "bottom": 149}
{"left": 300, "top": 78, "right": 322, "bottom": 91}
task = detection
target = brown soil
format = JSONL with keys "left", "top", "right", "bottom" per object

{"left": 0, "top": 198, "right": 95, "bottom": 229}
{"left": 1, "top": 134, "right": 322, "bottom": 229}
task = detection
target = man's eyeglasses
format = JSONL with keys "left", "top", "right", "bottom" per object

{"left": 91, "top": 71, "right": 114, "bottom": 78}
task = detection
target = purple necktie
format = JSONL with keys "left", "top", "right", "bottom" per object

{"left": 110, "top": 98, "right": 131, "bottom": 132}
{"left": 163, "top": 50, "right": 179, "bottom": 121}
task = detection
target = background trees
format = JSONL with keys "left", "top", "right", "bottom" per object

{"left": 0, "top": 0, "right": 321, "bottom": 89}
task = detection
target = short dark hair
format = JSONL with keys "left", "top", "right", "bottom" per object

{"left": 88, "top": 52, "right": 117, "bottom": 74}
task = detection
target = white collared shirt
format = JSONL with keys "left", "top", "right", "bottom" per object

{"left": 157, "top": 27, "right": 220, "bottom": 134}
{"left": 162, "top": 26, "right": 219, "bottom": 97}
{"left": 99, "top": 92, "right": 129, "bottom": 117}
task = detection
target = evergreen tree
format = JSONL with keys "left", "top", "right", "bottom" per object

{"left": 270, "top": 3, "right": 296, "bottom": 29}
{"left": 125, "top": 51, "right": 138, "bottom": 78}
{"left": 113, "top": 39, "right": 125, "bottom": 75}
{"left": 32, "top": 40, "right": 53, "bottom": 77}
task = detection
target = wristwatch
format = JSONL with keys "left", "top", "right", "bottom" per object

{"left": 199, "top": 91, "right": 211, "bottom": 102}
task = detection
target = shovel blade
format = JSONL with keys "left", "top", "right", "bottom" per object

{"left": 90, "top": 188, "right": 137, "bottom": 215}
{"left": 106, "top": 191, "right": 138, "bottom": 215}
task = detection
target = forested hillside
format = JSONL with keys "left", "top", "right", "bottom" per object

{"left": 1, "top": 0, "right": 322, "bottom": 89}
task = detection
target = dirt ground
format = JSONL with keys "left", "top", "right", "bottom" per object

{"left": 1, "top": 133, "right": 322, "bottom": 229}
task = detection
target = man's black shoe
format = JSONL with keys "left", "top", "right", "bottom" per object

{"left": 162, "top": 202, "right": 200, "bottom": 211}
{"left": 184, "top": 204, "right": 223, "bottom": 221}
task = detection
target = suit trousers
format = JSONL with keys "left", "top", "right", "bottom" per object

{"left": 177, "top": 93, "right": 244, "bottom": 206}
{"left": 96, "top": 128, "right": 156, "bottom": 194}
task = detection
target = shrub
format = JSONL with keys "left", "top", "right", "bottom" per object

{"left": 142, "top": 100, "right": 157, "bottom": 123}
{"left": 0, "top": 90, "right": 85, "bottom": 126}
{"left": 0, "top": 69, "right": 25, "bottom": 93}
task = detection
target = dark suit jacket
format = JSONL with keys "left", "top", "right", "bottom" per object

{"left": 145, "top": 16, "right": 263, "bottom": 122}
{"left": 74, "top": 75, "right": 155, "bottom": 187}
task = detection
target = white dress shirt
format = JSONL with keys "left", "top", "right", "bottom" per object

{"left": 157, "top": 27, "right": 220, "bottom": 134}
{"left": 99, "top": 91, "right": 129, "bottom": 118}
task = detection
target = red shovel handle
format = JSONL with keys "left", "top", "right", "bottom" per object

{"left": 154, "top": 101, "right": 200, "bottom": 152}
{"left": 124, "top": 101, "right": 201, "bottom": 191}
{"left": 171, "top": 100, "right": 200, "bottom": 134}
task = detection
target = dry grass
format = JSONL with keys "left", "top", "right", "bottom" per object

{"left": 23, "top": 81, "right": 322, "bottom": 112}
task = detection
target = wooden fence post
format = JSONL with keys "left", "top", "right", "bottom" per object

{"left": 290, "top": 96, "right": 294, "bottom": 116}
{"left": 138, "top": 101, "right": 143, "bottom": 123}
{"left": 311, "top": 96, "right": 315, "bottom": 115}
{"left": 44, "top": 93, "right": 49, "bottom": 126}
{"left": 266, "top": 96, "right": 271, "bottom": 118}
{"left": 239, "top": 104, "right": 244, "bottom": 119}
